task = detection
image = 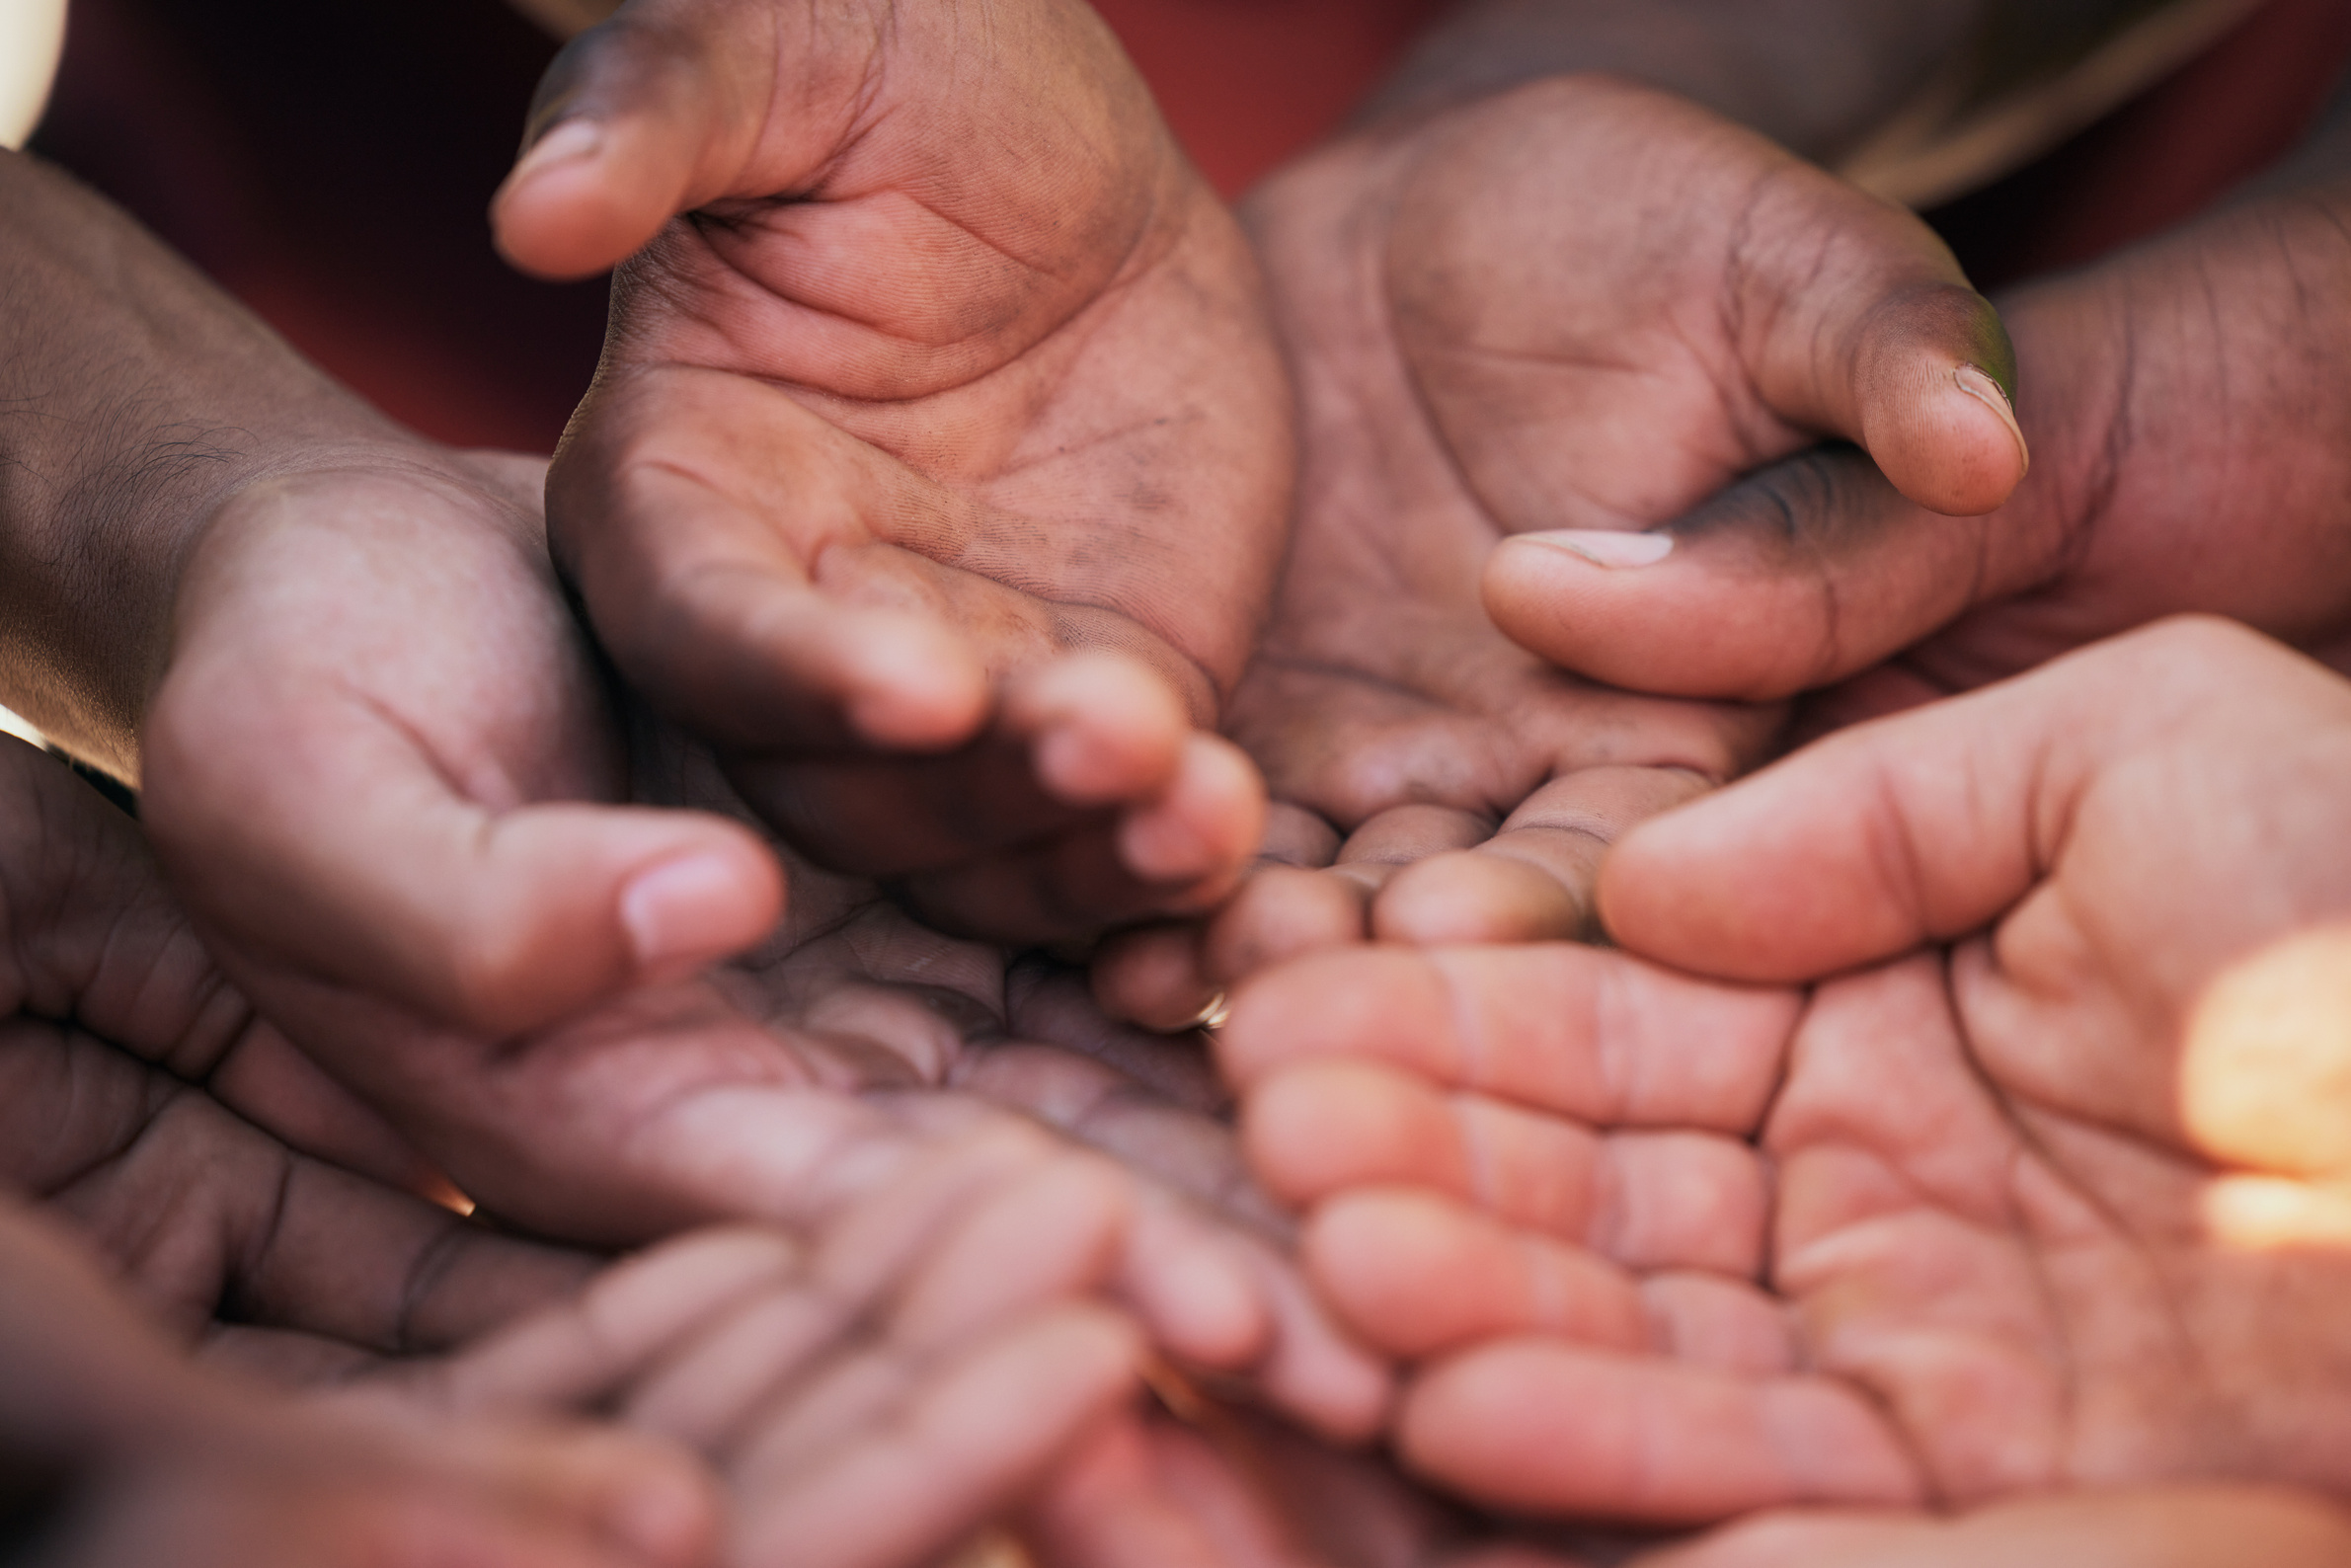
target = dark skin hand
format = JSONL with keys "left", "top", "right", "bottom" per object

{"left": 0, "top": 733, "right": 1198, "bottom": 1568}
{"left": 0, "top": 148, "right": 1371, "bottom": 1435}
{"left": 1483, "top": 86, "right": 2351, "bottom": 718}
{"left": 494, "top": 0, "right": 1288, "bottom": 944}
{"left": 1097, "top": 73, "right": 2027, "bottom": 1028}
{"left": 1219, "top": 620, "right": 2351, "bottom": 1523}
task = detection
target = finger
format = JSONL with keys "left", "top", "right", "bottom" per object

{"left": 1088, "top": 922, "right": 1221, "bottom": 1034}
{"left": 431, "top": 1229, "right": 800, "bottom": 1415}
{"left": 896, "top": 730, "right": 1266, "bottom": 943}
{"left": 491, "top": 3, "right": 775, "bottom": 279}
{"left": 1195, "top": 802, "right": 1485, "bottom": 984}
{"left": 379, "top": 1418, "right": 720, "bottom": 1568}
{"left": 1390, "top": 78, "right": 2022, "bottom": 535}
{"left": 729, "top": 1304, "right": 1140, "bottom": 1568}
{"left": 145, "top": 647, "right": 780, "bottom": 1046}
{"left": 1217, "top": 945, "right": 1796, "bottom": 1130}
{"left": 756, "top": 654, "right": 1193, "bottom": 879}
{"left": 616, "top": 1138, "right": 1113, "bottom": 1452}
{"left": 1597, "top": 615, "right": 2351, "bottom": 980}
{"left": 1300, "top": 1188, "right": 1648, "bottom": 1360}
{"left": 1199, "top": 865, "right": 1374, "bottom": 987}
{"left": 1368, "top": 765, "right": 1720, "bottom": 945}
{"left": 1483, "top": 448, "right": 1991, "bottom": 702}
{"left": 550, "top": 372, "right": 998, "bottom": 757}
{"left": 1243, "top": 1060, "right": 1767, "bottom": 1275}
{"left": 1638, "top": 1488, "right": 2351, "bottom": 1568}
{"left": 1398, "top": 1339, "right": 1922, "bottom": 1524}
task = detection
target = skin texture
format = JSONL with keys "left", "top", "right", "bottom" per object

{"left": 0, "top": 733, "right": 1153, "bottom": 1568}
{"left": 1640, "top": 1488, "right": 2351, "bottom": 1568}
{"left": 1482, "top": 93, "right": 2351, "bottom": 717}
{"left": 0, "top": 1198, "right": 711, "bottom": 1568}
{"left": 1095, "top": 73, "right": 2025, "bottom": 1028}
{"left": 497, "top": 0, "right": 1289, "bottom": 942}
{"left": 1218, "top": 620, "right": 2351, "bottom": 1524}
{"left": 0, "top": 150, "right": 1376, "bottom": 1436}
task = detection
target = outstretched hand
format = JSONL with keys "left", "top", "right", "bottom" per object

{"left": 1099, "top": 74, "right": 2025, "bottom": 1027}
{"left": 492, "top": 0, "right": 1286, "bottom": 943}
{"left": 1218, "top": 619, "right": 2351, "bottom": 1523}
{"left": 1481, "top": 103, "right": 2351, "bottom": 717}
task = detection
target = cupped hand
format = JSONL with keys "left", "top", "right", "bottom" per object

{"left": 493, "top": 0, "right": 1286, "bottom": 943}
{"left": 1098, "top": 73, "right": 2023, "bottom": 1027}
{"left": 1217, "top": 619, "right": 2351, "bottom": 1523}
{"left": 1638, "top": 1487, "right": 2351, "bottom": 1568}
{"left": 1483, "top": 114, "right": 2351, "bottom": 716}
{"left": 112, "top": 572, "right": 1388, "bottom": 1443}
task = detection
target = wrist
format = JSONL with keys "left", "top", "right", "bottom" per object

{"left": 0, "top": 151, "right": 419, "bottom": 774}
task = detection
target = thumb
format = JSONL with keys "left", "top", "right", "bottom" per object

{"left": 141, "top": 680, "right": 783, "bottom": 1040}
{"left": 490, "top": 1, "right": 773, "bottom": 279}
{"left": 1484, "top": 444, "right": 1996, "bottom": 700}
{"left": 1591, "top": 624, "right": 2135, "bottom": 980}
{"left": 1725, "top": 153, "right": 2028, "bottom": 518}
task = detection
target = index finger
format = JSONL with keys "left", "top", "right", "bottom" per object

{"left": 1215, "top": 944, "right": 1796, "bottom": 1133}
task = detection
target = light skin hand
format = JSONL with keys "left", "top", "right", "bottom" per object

{"left": 1097, "top": 73, "right": 2025, "bottom": 1028}
{"left": 1484, "top": 94, "right": 2351, "bottom": 716}
{"left": 1217, "top": 619, "right": 2351, "bottom": 1523}
{"left": 1637, "top": 1487, "right": 2351, "bottom": 1568}
{"left": 490, "top": 0, "right": 1286, "bottom": 943}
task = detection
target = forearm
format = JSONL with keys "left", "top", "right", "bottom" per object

{"left": 0, "top": 151, "right": 412, "bottom": 776}
{"left": 1358, "top": 0, "right": 1993, "bottom": 160}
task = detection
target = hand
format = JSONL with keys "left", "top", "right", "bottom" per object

{"left": 1097, "top": 74, "right": 2025, "bottom": 1026}
{"left": 491, "top": 0, "right": 1287, "bottom": 943}
{"left": 0, "top": 1194, "right": 710, "bottom": 1568}
{"left": 1482, "top": 106, "right": 2351, "bottom": 718}
{"left": 1216, "top": 618, "right": 2351, "bottom": 1522}
{"left": 22, "top": 704, "right": 1382, "bottom": 1438}
{"left": 1638, "top": 1488, "right": 2351, "bottom": 1568}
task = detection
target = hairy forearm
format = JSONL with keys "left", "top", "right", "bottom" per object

{"left": 0, "top": 151, "right": 408, "bottom": 776}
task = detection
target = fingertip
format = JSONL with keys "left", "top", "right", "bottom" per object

{"left": 1010, "top": 654, "right": 1189, "bottom": 805}
{"left": 1371, "top": 851, "right": 1587, "bottom": 945}
{"left": 840, "top": 616, "right": 992, "bottom": 751}
{"left": 617, "top": 825, "right": 787, "bottom": 988}
{"left": 1088, "top": 923, "right": 1221, "bottom": 1033}
{"left": 1124, "top": 1224, "right": 1269, "bottom": 1372}
{"left": 598, "top": 1438, "right": 725, "bottom": 1568}
{"left": 491, "top": 116, "right": 668, "bottom": 281}
{"left": 1860, "top": 359, "right": 2030, "bottom": 517}
{"left": 1200, "top": 865, "right": 1371, "bottom": 988}
{"left": 1116, "top": 734, "right": 1266, "bottom": 889}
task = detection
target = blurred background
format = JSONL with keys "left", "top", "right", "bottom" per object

{"left": 22, "top": 0, "right": 2351, "bottom": 453}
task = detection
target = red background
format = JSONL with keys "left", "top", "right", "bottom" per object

{"left": 30, "top": 0, "right": 2351, "bottom": 454}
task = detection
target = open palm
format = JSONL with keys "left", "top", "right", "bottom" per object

{"left": 1219, "top": 620, "right": 2351, "bottom": 1522}
{"left": 499, "top": 0, "right": 1289, "bottom": 942}
{"left": 1101, "top": 75, "right": 2025, "bottom": 1020}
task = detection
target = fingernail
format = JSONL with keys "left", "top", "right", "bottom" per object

{"left": 509, "top": 118, "right": 602, "bottom": 185}
{"left": 1521, "top": 529, "right": 1674, "bottom": 568}
{"left": 1953, "top": 364, "right": 2031, "bottom": 477}
{"left": 621, "top": 851, "right": 758, "bottom": 980}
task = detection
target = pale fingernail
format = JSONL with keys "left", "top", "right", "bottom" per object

{"left": 1953, "top": 364, "right": 2031, "bottom": 477}
{"left": 621, "top": 852, "right": 760, "bottom": 980}
{"left": 1522, "top": 529, "right": 1674, "bottom": 568}
{"left": 509, "top": 118, "right": 602, "bottom": 185}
